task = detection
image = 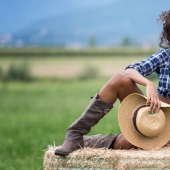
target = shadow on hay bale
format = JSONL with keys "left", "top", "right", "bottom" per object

{"left": 44, "top": 146, "right": 170, "bottom": 170}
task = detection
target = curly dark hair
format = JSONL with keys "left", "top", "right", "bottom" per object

{"left": 157, "top": 10, "right": 170, "bottom": 48}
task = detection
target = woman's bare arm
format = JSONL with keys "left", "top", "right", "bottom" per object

{"left": 124, "top": 68, "right": 161, "bottom": 112}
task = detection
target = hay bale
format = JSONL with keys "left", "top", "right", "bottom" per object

{"left": 44, "top": 145, "right": 170, "bottom": 169}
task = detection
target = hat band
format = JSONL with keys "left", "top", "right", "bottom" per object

{"left": 132, "top": 105, "right": 147, "bottom": 136}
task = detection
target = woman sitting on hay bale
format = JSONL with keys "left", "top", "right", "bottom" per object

{"left": 55, "top": 10, "right": 170, "bottom": 155}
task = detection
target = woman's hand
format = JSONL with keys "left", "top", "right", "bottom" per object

{"left": 124, "top": 69, "right": 161, "bottom": 112}
{"left": 146, "top": 81, "right": 161, "bottom": 113}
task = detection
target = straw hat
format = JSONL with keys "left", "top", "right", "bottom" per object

{"left": 118, "top": 93, "right": 170, "bottom": 150}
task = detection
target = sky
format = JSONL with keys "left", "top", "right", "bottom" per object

{"left": 1, "top": 0, "right": 170, "bottom": 46}
{"left": 1, "top": 0, "right": 119, "bottom": 34}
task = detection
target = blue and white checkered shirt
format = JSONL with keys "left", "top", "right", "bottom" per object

{"left": 125, "top": 48, "right": 170, "bottom": 99}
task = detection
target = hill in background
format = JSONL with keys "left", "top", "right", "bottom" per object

{"left": 0, "top": 0, "right": 170, "bottom": 47}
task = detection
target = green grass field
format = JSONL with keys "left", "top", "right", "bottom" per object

{"left": 0, "top": 48, "right": 158, "bottom": 169}
{"left": 0, "top": 79, "right": 117, "bottom": 169}
{"left": 0, "top": 79, "right": 149, "bottom": 170}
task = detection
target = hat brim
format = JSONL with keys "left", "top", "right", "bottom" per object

{"left": 118, "top": 93, "right": 170, "bottom": 150}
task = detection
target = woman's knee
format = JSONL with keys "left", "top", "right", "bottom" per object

{"left": 107, "top": 73, "right": 132, "bottom": 89}
{"left": 98, "top": 73, "right": 141, "bottom": 102}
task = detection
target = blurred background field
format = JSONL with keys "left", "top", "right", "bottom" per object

{"left": 0, "top": 47, "right": 157, "bottom": 80}
{"left": 0, "top": 47, "right": 158, "bottom": 170}
{"left": 0, "top": 0, "right": 165, "bottom": 169}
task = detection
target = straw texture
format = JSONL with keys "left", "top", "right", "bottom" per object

{"left": 44, "top": 146, "right": 170, "bottom": 169}
{"left": 136, "top": 108, "right": 165, "bottom": 137}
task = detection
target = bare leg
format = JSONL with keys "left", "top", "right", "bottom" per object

{"left": 98, "top": 73, "right": 143, "bottom": 103}
{"left": 113, "top": 134, "right": 137, "bottom": 149}
{"left": 99, "top": 73, "right": 142, "bottom": 149}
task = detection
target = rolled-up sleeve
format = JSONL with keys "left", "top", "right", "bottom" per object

{"left": 125, "top": 49, "right": 166, "bottom": 77}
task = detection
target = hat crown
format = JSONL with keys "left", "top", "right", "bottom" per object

{"left": 135, "top": 107, "right": 165, "bottom": 137}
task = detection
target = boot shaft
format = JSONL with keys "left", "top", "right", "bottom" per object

{"left": 84, "top": 134, "right": 119, "bottom": 149}
{"left": 68, "top": 93, "right": 113, "bottom": 135}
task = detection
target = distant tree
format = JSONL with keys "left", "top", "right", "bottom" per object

{"left": 121, "top": 36, "right": 132, "bottom": 46}
{"left": 88, "top": 35, "right": 96, "bottom": 47}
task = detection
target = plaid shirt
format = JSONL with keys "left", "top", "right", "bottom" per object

{"left": 125, "top": 48, "right": 170, "bottom": 99}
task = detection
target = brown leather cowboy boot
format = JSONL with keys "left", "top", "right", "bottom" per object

{"left": 84, "top": 134, "right": 119, "bottom": 149}
{"left": 55, "top": 93, "right": 113, "bottom": 155}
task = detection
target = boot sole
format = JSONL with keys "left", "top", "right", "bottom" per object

{"left": 54, "top": 150, "right": 70, "bottom": 156}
